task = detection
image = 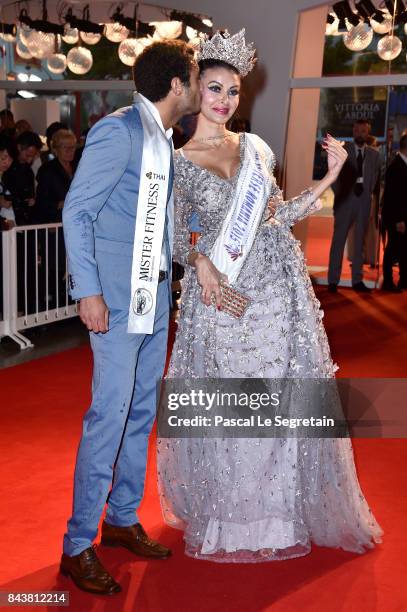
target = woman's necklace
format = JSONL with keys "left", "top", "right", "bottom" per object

{"left": 190, "top": 132, "right": 233, "bottom": 147}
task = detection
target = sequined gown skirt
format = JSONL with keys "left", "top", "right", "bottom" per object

{"left": 157, "top": 221, "right": 383, "bottom": 563}
{"left": 159, "top": 134, "right": 383, "bottom": 562}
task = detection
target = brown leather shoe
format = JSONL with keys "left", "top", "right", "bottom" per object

{"left": 60, "top": 546, "right": 121, "bottom": 595}
{"left": 101, "top": 521, "right": 171, "bottom": 559}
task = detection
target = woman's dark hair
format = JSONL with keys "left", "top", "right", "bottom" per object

{"left": 133, "top": 40, "right": 195, "bottom": 102}
{"left": 198, "top": 58, "right": 240, "bottom": 77}
{"left": 0, "top": 134, "right": 16, "bottom": 159}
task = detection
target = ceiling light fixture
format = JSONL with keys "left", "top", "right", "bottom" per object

{"left": 64, "top": 7, "right": 104, "bottom": 35}
{"left": 332, "top": 1, "right": 360, "bottom": 30}
{"left": 170, "top": 10, "right": 213, "bottom": 35}
{"left": 19, "top": 6, "right": 64, "bottom": 35}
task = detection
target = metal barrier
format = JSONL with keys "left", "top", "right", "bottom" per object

{"left": 0, "top": 222, "right": 186, "bottom": 351}
{"left": 0, "top": 223, "right": 78, "bottom": 349}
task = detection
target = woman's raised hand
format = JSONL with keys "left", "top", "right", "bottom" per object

{"left": 322, "top": 134, "right": 348, "bottom": 179}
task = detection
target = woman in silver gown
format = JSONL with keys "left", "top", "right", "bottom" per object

{"left": 157, "top": 31, "right": 383, "bottom": 562}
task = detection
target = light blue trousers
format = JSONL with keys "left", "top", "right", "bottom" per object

{"left": 63, "top": 282, "right": 169, "bottom": 556}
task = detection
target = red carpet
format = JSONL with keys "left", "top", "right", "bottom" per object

{"left": 303, "top": 216, "right": 383, "bottom": 288}
{"left": 0, "top": 286, "right": 406, "bottom": 611}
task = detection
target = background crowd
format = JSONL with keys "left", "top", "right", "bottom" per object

{"left": 0, "top": 110, "right": 79, "bottom": 315}
{"left": 0, "top": 108, "right": 406, "bottom": 320}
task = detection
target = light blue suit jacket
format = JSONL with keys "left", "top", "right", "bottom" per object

{"left": 63, "top": 105, "right": 173, "bottom": 311}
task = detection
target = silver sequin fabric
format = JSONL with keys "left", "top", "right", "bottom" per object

{"left": 157, "top": 134, "right": 383, "bottom": 563}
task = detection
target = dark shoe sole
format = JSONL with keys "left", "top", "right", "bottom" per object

{"left": 59, "top": 565, "right": 121, "bottom": 595}
{"left": 101, "top": 537, "right": 171, "bottom": 559}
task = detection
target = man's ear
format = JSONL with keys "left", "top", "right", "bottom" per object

{"left": 171, "top": 76, "right": 183, "bottom": 96}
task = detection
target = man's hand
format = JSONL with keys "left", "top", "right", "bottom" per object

{"left": 79, "top": 295, "right": 109, "bottom": 333}
{"left": 396, "top": 221, "right": 406, "bottom": 234}
{"left": 190, "top": 253, "right": 227, "bottom": 307}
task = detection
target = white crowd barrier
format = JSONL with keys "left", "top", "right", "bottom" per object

{"left": 0, "top": 223, "right": 78, "bottom": 350}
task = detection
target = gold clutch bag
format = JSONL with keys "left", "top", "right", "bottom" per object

{"left": 218, "top": 280, "right": 251, "bottom": 319}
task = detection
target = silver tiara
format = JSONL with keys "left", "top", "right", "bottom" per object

{"left": 197, "top": 29, "right": 256, "bottom": 77}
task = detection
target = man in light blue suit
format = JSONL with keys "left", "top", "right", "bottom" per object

{"left": 60, "top": 41, "right": 200, "bottom": 595}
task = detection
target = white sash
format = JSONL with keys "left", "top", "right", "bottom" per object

{"left": 210, "top": 133, "right": 273, "bottom": 284}
{"left": 128, "top": 94, "right": 172, "bottom": 334}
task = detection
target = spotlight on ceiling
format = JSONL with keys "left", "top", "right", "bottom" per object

{"left": 332, "top": 1, "right": 360, "bottom": 30}
{"left": 109, "top": 7, "right": 155, "bottom": 38}
{"left": 355, "top": 0, "right": 385, "bottom": 23}
{"left": 384, "top": 0, "right": 406, "bottom": 25}
{"left": 19, "top": 8, "right": 64, "bottom": 35}
{"left": 169, "top": 10, "right": 213, "bottom": 36}
{"left": 64, "top": 8, "right": 104, "bottom": 35}
{"left": 0, "top": 22, "right": 17, "bottom": 36}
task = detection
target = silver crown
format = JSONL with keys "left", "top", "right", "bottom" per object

{"left": 197, "top": 29, "right": 256, "bottom": 77}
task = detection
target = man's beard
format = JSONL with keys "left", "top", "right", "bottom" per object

{"left": 354, "top": 136, "right": 366, "bottom": 146}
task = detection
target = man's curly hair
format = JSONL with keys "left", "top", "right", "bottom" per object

{"left": 133, "top": 40, "right": 195, "bottom": 103}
